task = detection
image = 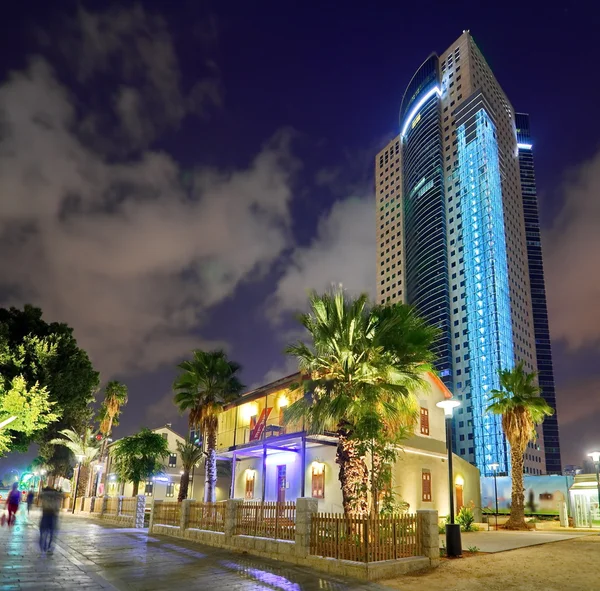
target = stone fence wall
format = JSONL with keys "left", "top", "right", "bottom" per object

{"left": 71, "top": 495, "right": 146, "bottom": 528}
{"left": 149, "top": 498, "right": 438, "bottom": 581}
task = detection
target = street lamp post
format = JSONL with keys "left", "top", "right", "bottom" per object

{"left": 588, "top": 451, "right": 600, "bottom": 524}
{"left": 436, "top": 398, "right": 461, "bottom": 557}
{"left": 489, "top": 462, "right": 499, "bottom": 531}
{"left": 72, "top": 454, "right": 85, "bottom": 514}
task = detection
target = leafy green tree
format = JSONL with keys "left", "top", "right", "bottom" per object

{"left": 111, "top": 428, "right": 169, "bottom": 496}
{"left": 173, "top": 350, "right": 244, "bottom": 503}
{"left": 285, "top": 289, "right": 437, "bottom": 516}
{"left": 0, "top": 374, "right": 59, "bottom": 456}
{"left": 50, "top": 427, "right": 99, "bottom": 497}
{"left": 176, "top": 438, "right": 204, "bottom": 502}
{"left": 487, "top": 362, "right": 554, "bottom": 529}
{"left": 0, "top": 306, "right": 99, "bottom": 472}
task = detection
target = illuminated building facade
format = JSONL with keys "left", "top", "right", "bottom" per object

{"left": 376, "top": 31, "right": 551, "bottom": 476}
{"left": 216, "top": 372, "right": 481, "bottom": 516}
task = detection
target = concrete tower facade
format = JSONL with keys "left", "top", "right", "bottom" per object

{"left": 376, "top": 32, "right": 552, "bottom": 476}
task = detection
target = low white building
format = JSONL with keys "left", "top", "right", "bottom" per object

{"left": 218, "top": 372, "right": 481, "bottom": 518}
{"left": 103, "top": 425, "right": 229, "bottom": 502}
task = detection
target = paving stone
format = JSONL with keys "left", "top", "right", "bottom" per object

{"left": 0, "top": 508, "right": 389, "bottom": 590}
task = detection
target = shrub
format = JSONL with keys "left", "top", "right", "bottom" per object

{"left": 457, "top": 505, "right": 476, "bottom": 532}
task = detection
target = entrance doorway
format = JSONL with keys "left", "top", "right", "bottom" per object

{"left": 574, "top": 494, "right": 590, "bottom": 528}
{"left": 277, "top": 465, "right": 286, "bottom": 504}
{"left": 455, "top": 484, "right": 464, "bottom": 512}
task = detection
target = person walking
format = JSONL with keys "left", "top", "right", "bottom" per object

{"left": 6, "top": 483, "right": 21, "bottom": 526}
{"left": 39, "top": 487, "right": 61, "bottom": 553}
{"left": 26, "top": 488, "right": 35, "bottom": 515}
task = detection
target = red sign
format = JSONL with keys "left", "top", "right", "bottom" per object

{"left": 250, "top": 408, "right": 272, "bottom": 441}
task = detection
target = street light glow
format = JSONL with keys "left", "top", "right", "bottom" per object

{"left": 489, "top": 462, "right": 500, "bottom": 471}
{"left": 436, "top": 398, "right": 460, "bottom": 417}
{"left": 588, "top": 451, "right": 600, "bottom": 463}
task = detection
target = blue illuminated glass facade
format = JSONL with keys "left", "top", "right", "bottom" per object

{"left": 516, "top": 113, "right": 561, "bottom": 474}
{"left": 456, "top": 103, "right": 514, "bottom": 474}
{"left": 400, "top": 56, "right": 453, "bottom": 388}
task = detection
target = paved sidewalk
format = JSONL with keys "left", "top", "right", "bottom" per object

{"left": 0, "top": 509, "right": 386, "bottom": 590}
{"left": 441, "top": 529, "right": 595, "bottom": 553}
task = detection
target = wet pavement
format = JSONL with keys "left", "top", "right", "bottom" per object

{"left": 0, "top": 509, "right": 387, "bottom": 590}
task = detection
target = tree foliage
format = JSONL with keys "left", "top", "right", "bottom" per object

{"left": 111, "top": 428, "right": 170, "bottom": 496}
{"left": 0, "top": 374, "right": 59, "bottom": 456}
{"left": 176, "top": 438, "right": 204, "bottom": 502}
{"left": 173, "top": 349, "right": 244, "bottom": 502}
{"left": 0, "top": 306, "right": 99, "bottom": 471}
{"left": 285, "top": 288, "right": 438, "bottom": 515}
{"left": 49, "top": 427, "right": 99, "bottom": 497}
{"left": 487, "top": 362, "right": 554, "bottom": 529}
{"left": 97, "top": 381, "right": 128, "bottom": 464}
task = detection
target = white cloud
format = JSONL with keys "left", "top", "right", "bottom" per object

{"left": 544, "top": 149, "right": 600, "bottom": 349}
{"left": 270, "top": 197, "right": 376, "bottom": 319}
{"left": 45, "top": 4, "right": 221, "bottom": 154}
{"left": 253, "top": 357, "right": 300, "bottom": 389}
{"left": 0, "top": 55, "right": 296, "bottom": 379}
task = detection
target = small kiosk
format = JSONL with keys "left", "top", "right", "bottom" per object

{"left": 569, "top": 474, "right": 600, "bottom": 528}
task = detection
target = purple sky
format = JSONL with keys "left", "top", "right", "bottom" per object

{"left": 0, "top": 0, "right": 599, "bottom": 473}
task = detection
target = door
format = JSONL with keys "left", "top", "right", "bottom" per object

{"left": 277, "top": 465, "right": 286, "bottom": 504}
{"left": 574, "top": 494, "right": 590, "bottom": 528}
{"left": 455, "top": 484, "right": 464, "bottom": 512}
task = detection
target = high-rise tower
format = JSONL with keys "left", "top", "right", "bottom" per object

{"left": 515, "top": 113, "right": 561, "bottom": 474}
{"left": 376, "top": 32, "right": 554, "bottom": 476}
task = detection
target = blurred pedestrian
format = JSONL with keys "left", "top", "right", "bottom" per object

{"left": 39, "top": 487, "right": 61, "bottom": 553}
{"left": 26, "top": 488, "right": 35, "bottom": 515}
{"left": 6, "top": 483, "right": 20, "bottom": 526}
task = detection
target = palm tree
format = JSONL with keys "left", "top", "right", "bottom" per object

{"left": 487, "top": 362, "right": 554, "bottom": 530}
{"left": 285, "top": 288, "right": 438, "bottom": 516}
{"left": 173, "top": 350, "right": 244, "bottom": 502}
{"left": 176, "top": 438, "right": 204, "bottom": 502}
{"left": 98, "top": 381, "right": 128, "bottom": 460}
{"left": 111, "top": 428, "right": 170, "bottom": 496}
{"left": 50, "top": 427, "right": 99, "bottom": 498}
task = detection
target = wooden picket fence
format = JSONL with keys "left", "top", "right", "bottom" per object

{"left": 153, "top": 502, "right": 181, "bottom": 526}
{"left": 120, "top": 497, "right": 137, "bottom": 517}
{"left": 236, "top": 502, "right": 296, "bottom": 540}
{"left": 105, "top": 497, "right": 119, "bottom": 516}
{"left": 310, "top": 513, "right": 420, "bottom": 563}
{"left": 188, "top": 502, "right": 226, "bottom": 532}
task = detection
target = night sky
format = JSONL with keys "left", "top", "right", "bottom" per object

{"left": 0, "top": 0, "right": 598, "bottom": 473}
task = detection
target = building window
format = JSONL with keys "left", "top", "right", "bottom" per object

{"left": 245, "top": 471, "right": 255, "bottom": 499}
{"left": 161, "top": 433, "right": 168, "bottom": 441}
{"left": 145, "top": 481, "right": 154, "bottom": 497}
{"left": 420, "top": 407, "right": 430, "bottom": 436}
{"left": 168, "top": 453, "right": 177, "bottom": 468}
{"left": 312, "top": 463, "right": 325, "bottom": 499}
{"left": 422, "top": 470, "right": 432, "bottom": 502}
{"left": 166, "top": 483, "right": 175, "bottom": 498}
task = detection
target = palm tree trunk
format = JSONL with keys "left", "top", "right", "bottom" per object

{"left": 77, "top": 464, "right": 89, "bottom": 498}
{"left": 505, "top": 446, "right": 528, "bottom": 530}
{"left": 178, "top": 471, "right": 190, "bottom": 502}
{"left": 97, "top": 416, "right": 113, "bottom": 495}
{"left": 204, "top": 426, "right": 217, "bottom": 503}
{"left": 100, "top": 416, "right": 113, "bottom": 460}
{"left": 132, "top": 481, "right": 139, "bottom": 496}
{"left": 371, "top": 442, "right": 382, "bottom": 515}
{"left": 336, "top": 427, "right": 368, "bottom": 517}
